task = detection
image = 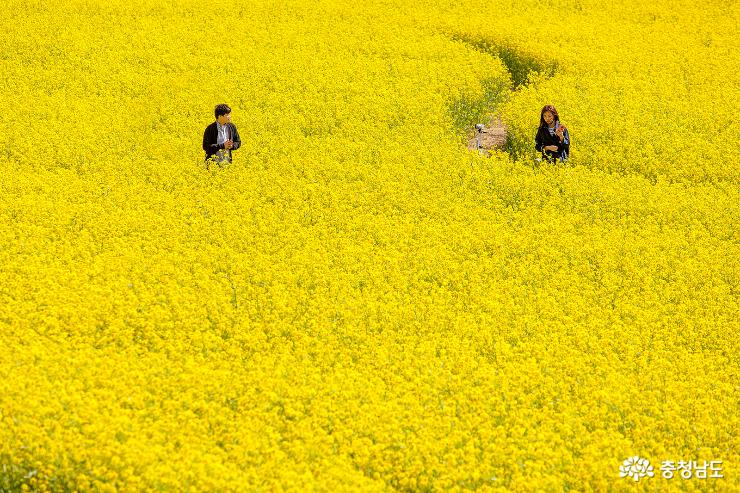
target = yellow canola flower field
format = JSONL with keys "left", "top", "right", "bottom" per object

{"left": 0, "top": 0, "right": 738, "bottom": 491}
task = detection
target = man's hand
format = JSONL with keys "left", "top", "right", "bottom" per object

{"left": 224, "top": 139, "right": 234, "bottom": 150}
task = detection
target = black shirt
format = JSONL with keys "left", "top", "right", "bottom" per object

{"left": 535, "top": 123, "right": 570, "bottom": 162}
{"left": 202, "top": 121, "right": 242, "bottom": 162}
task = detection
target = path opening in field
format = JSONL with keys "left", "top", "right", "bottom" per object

{"left": 448, "top": 33, "right": 558, "bottom": 157}
{"left": 466, "top": 117, "right": 507, "bottom": 156}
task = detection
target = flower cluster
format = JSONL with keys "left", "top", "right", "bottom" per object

{"left": 0, "top": 0, "right": 737, "bottom": 491}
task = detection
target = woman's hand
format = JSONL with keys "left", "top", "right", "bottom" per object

{"left": 544, "top": 145, "right": 559, "bottom": 152}
{"left": 555, "top": 126, "right": 565, "bottom": 141}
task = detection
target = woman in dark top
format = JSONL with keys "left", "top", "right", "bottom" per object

{"left": 535, "top": 104, "right": 570, "bottom": 163}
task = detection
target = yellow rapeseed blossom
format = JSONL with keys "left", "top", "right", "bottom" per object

{"left": 0, "top": 0, "right": 738, "bottom": 491}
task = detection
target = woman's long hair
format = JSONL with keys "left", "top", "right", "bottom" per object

{"left": 539, "top": 105, "right": 560, "bottom": 128}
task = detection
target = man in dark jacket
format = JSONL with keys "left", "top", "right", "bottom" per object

{"left": 203, "top": 104, "right": 242, "bottom": 165}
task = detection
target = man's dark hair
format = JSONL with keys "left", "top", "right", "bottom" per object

{"left": 215, "top": 104, "right": 232, "bottom": 119}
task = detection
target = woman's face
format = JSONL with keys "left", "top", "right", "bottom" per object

{"left": 543, "top": 111, "right": 555, "bottom": 126}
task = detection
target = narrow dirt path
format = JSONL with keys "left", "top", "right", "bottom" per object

{"left": 466, "top": 116, "right": 507, "bottom": 156}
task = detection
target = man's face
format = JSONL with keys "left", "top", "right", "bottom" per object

{"left": 217, "top": 113, "right": 232, "bottom": 125}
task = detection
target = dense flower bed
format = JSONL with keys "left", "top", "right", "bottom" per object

{"left": 1, "top": 0, "right": 737, "bottom": 491}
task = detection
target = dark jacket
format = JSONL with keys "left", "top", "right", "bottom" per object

{"left": 202, "top": 121, "right": 242, "bottom": 162}
{"left": 535, "top": 122, "right": 570, "bottom": 162}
